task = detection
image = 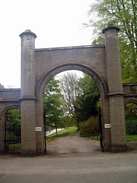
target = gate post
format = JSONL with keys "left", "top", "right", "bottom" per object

{"left": 19, "top": 30, "right": 37, "bottom": 156}
{"left": 103, "top": 25, "right": 127, "bottom": 152}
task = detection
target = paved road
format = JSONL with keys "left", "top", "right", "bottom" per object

{"left": 0, "top": 134, "right": 137, "bottom": 183}
{"left": 0, "top": 152, "right": 137, "bottom": 183}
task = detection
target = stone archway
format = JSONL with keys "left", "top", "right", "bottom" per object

{"left": 0, "top": 25, "right": 131, "bottom": 155}
{"left": 35, "top": 64, "right": 110, "bottom": 154}
{"left": 19, "top": 25, "right": 126, "bottom": 156}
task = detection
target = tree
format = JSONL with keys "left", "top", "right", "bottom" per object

{"left": 86, "top": 0, "right": 137, "bottom": 82}
{"left": 125, "top": 103, "right": 137, "bottom": 135}
{"left": 6, "top": 109, "right": 21, "bottom": 139}
{"left": 7, "top": 109, "right": 20, "bottom": 127}
{"left": 43, "top": 77, "right": 66, "bottom": 135}
{"left": 59, "top": 72, "right": 82, "bottom": 117}
{"left": 125, "top": 103, "right": 136, "bottom": 119}
{"left": 74, "top": 75, "right": 100, "bottom": 129}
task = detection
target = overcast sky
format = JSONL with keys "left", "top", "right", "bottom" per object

{"left": 0, "top": 0, "right": 93, "bottom": 88}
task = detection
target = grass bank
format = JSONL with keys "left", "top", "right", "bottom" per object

{"left": 92, "top": 135, "right": 137, "bottom": 142}
{"left": 84, "top": 134, "right": 137, "bottom": 142}
{"left": 47, "top": 127, "right": 78, "bottom": 139}
{"left": 46, "top": 128, "right": 137, "bottom": 142}
{"left": 126, "top": 135, "right": 137, "bottom": 142}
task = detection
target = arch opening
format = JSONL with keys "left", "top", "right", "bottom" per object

{"left": 124, "top": 102, "right": 137, "bottom": 137}
{"left": 36, "top": 64, "right": 108, "bottom": 104}
{"left": 4, "top": 107, "right": 21, "bottom": 154}
{"left": 124, "top": 101, "right": 137, "bottom": 151}
{"left": 38, "top": 67, "right": 106, "bottom": 154}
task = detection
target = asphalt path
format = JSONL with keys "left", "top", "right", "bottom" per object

{"left": 0, "top": 134, "right": 137, "bottom": 183}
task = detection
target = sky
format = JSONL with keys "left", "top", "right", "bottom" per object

{"left": 0, "top": 0, "right": 93, "bottom": 88}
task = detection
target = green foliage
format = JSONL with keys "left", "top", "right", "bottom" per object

{"left": 9, "top": 143, "right": 21, "bottom": 150}
{"left": 79, "top": 116, "right": 99, "bottom": 137}
{"left": 126, "top": 117, "right": 137, "bottom": 135}
{"left": 74, "top": 75, "right": 100, "bottom": 124}
{"left": 125, "top": 103, "right": 137, "bottom": 135}
{"left": 62, "top": 116, "right": 76, "bottom": 128}
{"left": 44, "top": 77, "right": 61, "bottom": 95}
{"left": 87, "top": 0, "right": 137, "bottom": 83}
{"left": 6, "top": 109, "right": 21, "bottom": 140}
{"left": 43, "top": 77, "right": 66, "bottom": 132}
{"left": 125, "top": 103, "right": 136, "bottom": 119}
{"left": 47, "top": 127, "right": 78, "bottom": 139}
{"left": 8, "top": 109, "right": 21, "bottom": 127}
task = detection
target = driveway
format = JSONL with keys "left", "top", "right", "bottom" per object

{"left": 46, "top": 133, "right": 101, "bottom": 154}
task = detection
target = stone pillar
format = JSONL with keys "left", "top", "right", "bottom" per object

{"left": 19, "top": 30, "right": 37, "bottom": 156}
{"left": 103, "top": 25, "right": 127, "bottom": 152}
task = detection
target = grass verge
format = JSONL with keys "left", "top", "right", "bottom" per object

{"left": 47, "top": 127, "right": 78, "bottom": 139}
{"left": 126, "top": 135, "right": 137, "bottom": 142}
{"left": 8, "top": 143, "right": 21, "bottom": 151}
{"left": 84, "top": 134, "right": 137, "bottom": 142}
{"left": 47, "top": 129, "right": 137, "bottom": 142}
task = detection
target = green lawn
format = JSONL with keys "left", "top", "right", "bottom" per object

{"left": 126, "top": 135, "right": 137, "bottom": 142}
{"left": 8, "top": 143, "right": 21, "bottom": 151}
{"left": 47, "top": 128, "right": 137, "bottom": 142}
{"left": 47, "top": 127, "right": 78, "bottom": 139}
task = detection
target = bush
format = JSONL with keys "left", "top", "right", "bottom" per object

{"left": 126, "top": 117, "right": 137, "bottom": 135}
{"left": 79, "top": 116, "right": 99, "bottom": 137}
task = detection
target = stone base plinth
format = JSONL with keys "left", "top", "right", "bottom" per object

{"left": 21, "top": 150, "right": 37, "bottom": 157}
{"left": 36, "top": 150, "right": 45, "bottom": 156}
{"left": 111, "top": 144, "right": 127, "bottom": 153}
{"left": 21, "top": 150, "right": 45, "bottom": 156}
{"left": 103, "top": 146, "right": 111, "bottom": 152}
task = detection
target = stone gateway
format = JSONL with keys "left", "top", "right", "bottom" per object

{"left": 0, "top": 25, "right": 137, "bottom": 156}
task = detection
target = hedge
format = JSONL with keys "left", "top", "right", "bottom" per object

{"left": 126, "top": 117, "right": 137, "bottom": 135}
{"left": 79, "top": 116, "right": 99, "bottom": 137}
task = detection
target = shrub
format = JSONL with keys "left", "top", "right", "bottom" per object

{"left": 126, "top": 117, "right": 137, "bottom": 135}
{"left": 79, "top": 116, "right": 99, "bottom": 137}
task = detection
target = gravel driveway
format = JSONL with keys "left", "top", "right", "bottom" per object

{"left": 46, "top": 133, "right": 101, "bottom": 155}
